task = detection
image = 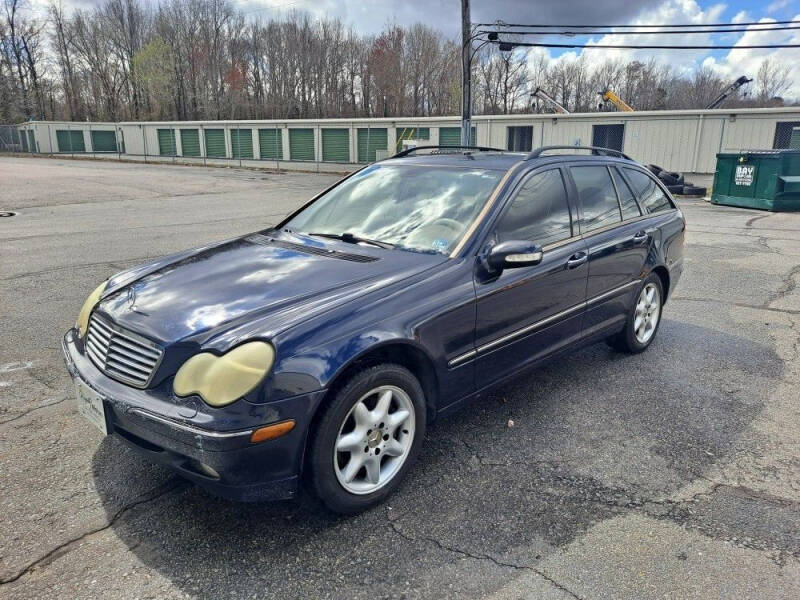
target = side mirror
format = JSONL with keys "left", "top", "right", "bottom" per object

{"left": 485, "top": 240, "right": 543, "bottom": 271}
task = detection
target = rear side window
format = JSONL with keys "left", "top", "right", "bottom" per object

{"left": 495, "top": 169, "right": 572, "bottom": 246}
{"left": 624, "top": 168, "right": 674, "bottom": 214}
{"left": 611, "top": 167, "right": 642, "bottom": 219}
{"left": 571, "top": 166, "right": 622, "bottom": 233}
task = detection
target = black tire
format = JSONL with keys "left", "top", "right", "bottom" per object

{"left": 607, "top": 273, "right": 664, "bottom": 354}
{"left": 666, "top": 184, "right": 684, "bottom": 194}
{"left": 658, "top": 170, "right": 684, "bottom": 186}
{"left": 308, "top": 363, "right": 426, "bottom": 514}
{"left": 682, "top": 185, "right": 706, "bottom": 196}
{"left": 646, "top": 164, "right": 665, "bottom": 176}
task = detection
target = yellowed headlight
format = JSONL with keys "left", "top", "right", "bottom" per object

{"left": 173, "top": 341, "right": 275, "bottom": 407}
{"left": 76, "top": 281, "right": 107, "bottom": 338}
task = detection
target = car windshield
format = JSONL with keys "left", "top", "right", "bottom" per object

{"left": 283, "top": 164, "right": 504, "bottom": 255}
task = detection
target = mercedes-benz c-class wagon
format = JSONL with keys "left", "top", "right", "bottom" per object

{"left": 63, "top": 145, "right": 685, "bottom": 513}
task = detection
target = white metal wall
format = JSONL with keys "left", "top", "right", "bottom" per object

{"left": 18, "top": 107, "right": 800, "bottom": 175}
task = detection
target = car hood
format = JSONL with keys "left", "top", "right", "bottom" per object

{"left": 97, "top": 231, "right": 444, "bottom": 345}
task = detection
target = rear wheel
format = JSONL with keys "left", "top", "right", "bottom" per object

{"left": 308, "top": 364, "right": 426, "bottom": 514}
{"left": 608, "top": 274, "right": 663, "bottom": 353}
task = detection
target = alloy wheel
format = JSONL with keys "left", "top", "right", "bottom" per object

{"left": 634, "top": 282, "right": 661, "bottom": 344}
{"left": 333, "top": 385, "right": 415, "bottom": 495}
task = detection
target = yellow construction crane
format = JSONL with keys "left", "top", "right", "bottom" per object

{"left": 599, "top": 90, "right": 634, "bottom": 112}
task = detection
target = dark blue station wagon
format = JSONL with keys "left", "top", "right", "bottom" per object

{"left": 63, "top": 145, "right": 685, "bottom": 513}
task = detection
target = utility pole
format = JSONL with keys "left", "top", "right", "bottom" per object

{"left": 460, "top": 0, "right": 471, "bottom": 146}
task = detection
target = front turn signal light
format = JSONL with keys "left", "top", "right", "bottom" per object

{"left": 173, "top": 341, "right": 275, "bottom": 407}
{"left": 251, "top": 420, "right": 295, "bottom": 443}
{"left": 76, "top": 281, "right": 107, "bottom": 338}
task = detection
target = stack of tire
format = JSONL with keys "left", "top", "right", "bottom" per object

{"left": 646, "top": 164, "right": 707, "bottom": 197}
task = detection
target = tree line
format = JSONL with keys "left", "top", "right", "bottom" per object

{"left": 1, "top": 0, "right": 794, "bottom": 124}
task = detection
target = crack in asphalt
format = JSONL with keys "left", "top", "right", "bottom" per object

{"left": 446, "top": 440, "right": 800, "bottom": 566}
{"left": 766, "top": 264, "right": 800, "bottom": 308}
{"left": 387, "top": 521, "right": 586, "bottom": 600}
{"left": 0, "top": 395, "right": 69, "bottom": 426}
{"left": 687, "top": 228, "right": 800, "bottom": 245}
{"left": 0, "top": 258, "right": 150, "bottom": 283}
{"left": 671, "top": 296, "right": 800, "bottom": 315}
{"left": 0, "top": 479, "right": 186, "bottom": 586}
{"left": 2, "top": 216, "right": 283, "bottom": 243}
{"left": 745, "top": 214, "right": 773, "bottom": 228}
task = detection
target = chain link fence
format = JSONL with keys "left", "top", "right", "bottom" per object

{"left": 0, "top": 125, "right": 28, "bottom": 152}
{"left": 772, "top": 121, "right": 800, "bottom": 149}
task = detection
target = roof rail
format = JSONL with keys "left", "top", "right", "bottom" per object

{"left": 391, "top": 145, "right": 509, "bottom": 158}
{"left": 525, "top": 146, "right": 633, "bottom": 161}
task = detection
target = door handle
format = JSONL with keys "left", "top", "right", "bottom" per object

{"left": 566, "top": 252, "right": 588, "bottom": 269}
{"left": 632, "top": 231, "right": 649, "bottom": 244}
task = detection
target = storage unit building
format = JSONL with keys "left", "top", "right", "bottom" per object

{"left": 20, "top": 108, "right": 800, "bottom": 178}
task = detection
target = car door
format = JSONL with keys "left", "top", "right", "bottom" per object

{"left": 473, "top": 167, "right": 589, "bottom": 388}
{"left": 569, "top": 163, "right": 652, "bottom": 338}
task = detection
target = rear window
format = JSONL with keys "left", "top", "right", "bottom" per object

{"left": 570, "top": 166, "right": 622, "bottom": 233}
{"left": 611, "top": 167, "right": 642, "bottom": 219}
{"left": 624, "top": 168, "right": 674, "bottom": 214}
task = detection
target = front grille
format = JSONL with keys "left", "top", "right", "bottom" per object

{"left": 86, "top": 313, "right": 164, "bottom": 388}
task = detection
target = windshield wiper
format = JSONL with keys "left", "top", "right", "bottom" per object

{"left": 308, "top": 232, "right": 395, "bottom": 249}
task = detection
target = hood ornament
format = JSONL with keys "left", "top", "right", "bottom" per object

{"left": 126, "top": 286, "right": 137, "bottom": 311}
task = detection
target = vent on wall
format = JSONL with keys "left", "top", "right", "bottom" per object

{"left": 244, "top": 234, "right": 378, "bottom": 263}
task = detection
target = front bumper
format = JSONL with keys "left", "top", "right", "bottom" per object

{"left": 62, "top": 329, "right": 326, "bottom": 501}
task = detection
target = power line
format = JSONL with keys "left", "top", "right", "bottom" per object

{"left": 479, "top": 25, "right": 800, "bottom": 36}
{"left": 488, "top": 40, "right": 800, "bottom": 50}
{"left": 475, "top": 19, "right": 800, "bottom": 28}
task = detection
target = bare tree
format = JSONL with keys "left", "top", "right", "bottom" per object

{"left": 756, "top": 57, "right": 792, "bottom": 104}
{"left": 3, "top": 0, "right": 798, "bottom": 124}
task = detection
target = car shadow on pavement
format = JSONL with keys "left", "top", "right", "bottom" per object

{"left": 92, "top": 318, "right": 783, "bottom": 599}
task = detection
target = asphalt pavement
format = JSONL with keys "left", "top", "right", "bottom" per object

{"left": 1, "top": 156, "right": 798, "bottom": 599}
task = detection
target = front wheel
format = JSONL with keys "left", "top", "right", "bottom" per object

{"left": 607, "top": 274, "right": 663, "bottom": 353}
{"left": 308, "top": 364, "right": 426, "bottom": 514}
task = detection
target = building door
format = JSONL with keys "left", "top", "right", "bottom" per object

{"left": 507, "top": 126, "right": 533, "bottom": 151}
{"left": 592, "top": 124, "right": 624, "bottom": 152}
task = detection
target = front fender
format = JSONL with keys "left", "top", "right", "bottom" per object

{"left": 255, "top": 331, "right": 439, "bottom": 405}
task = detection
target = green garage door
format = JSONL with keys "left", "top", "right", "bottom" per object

{"left": 157, "top": 129, "right": 176, "bottom": 156}
{"left": 180, "top": 129, "right": 201, "bottom": 157}
{"left": 258, "top": 129, "right": 283, "bottom": 160}
{"left": 357, "top": 128, "right": 388, "bottom": 163}
{"left": 56, "top": 130, "right": 86, "bottom": 152}
{"left": 231, "top": 128, "right": 254, "bottom": 159}
{"left": 322, "top": 129, "right": 350, "bottom": 162}
{"left": 28, "top": 130, "right": 35, "bottom": 152}
{"left": 439, "top": 126, "right": 475, "bottom": 147}
{"left": 21, "top": 132, "right": 28, "bottom": 152}
{"left": 289, "top": 129, "right": 315, "bottom": 161}
{"left": 205, "top": 129, "right": 226, "bottom": 158}
{"left": 91, "top": 130, "right": 117, "bottom": 152}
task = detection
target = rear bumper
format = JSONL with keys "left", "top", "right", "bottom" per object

{"left": 62, "top": 329, "right": 326, "bottom": 501}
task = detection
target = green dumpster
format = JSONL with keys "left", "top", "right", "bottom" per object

{"left": 711, "top": 150, "right": 800, "bottom": 211}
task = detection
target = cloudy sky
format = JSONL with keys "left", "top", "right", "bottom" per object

{"left": 31, "top": 0, "right": 800, "bottom": 97}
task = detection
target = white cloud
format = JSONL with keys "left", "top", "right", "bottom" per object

{"left": 732, "top": 10, "right": 751, "bottom": 24}
{"left": 704, "top": 15, "right": 800, "bottom": 99}
{"left": 767, "top": 0, "right": 792, "bottom": 13}
{"left": 577, "top": 0, "right": 727, "bottom": 76}
{"left": 521, "top": 1, "right": 800, "bottom": 99}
